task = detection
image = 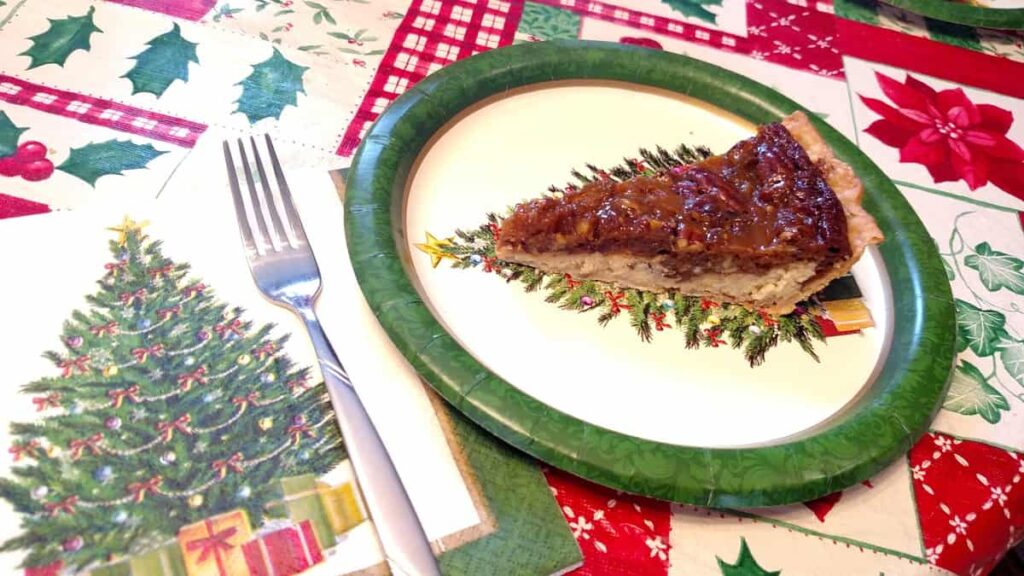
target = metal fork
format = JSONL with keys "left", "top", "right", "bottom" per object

{"left": 223, "top": 135, "right": 441, "bottom": 576}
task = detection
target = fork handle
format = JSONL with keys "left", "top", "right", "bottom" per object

{"left": 300, "top": 309, "right": 441, "bottom": 576}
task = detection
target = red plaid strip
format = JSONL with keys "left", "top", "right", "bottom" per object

{"left": 337, "top": 0, "right": 523, "bottom": 157}
{"left": 0, "top": 74, "right": 207, "bottom": 148}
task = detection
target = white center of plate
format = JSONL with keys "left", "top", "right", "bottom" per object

{"left": 405, "top": 84, "right": 890, "bottom": 448}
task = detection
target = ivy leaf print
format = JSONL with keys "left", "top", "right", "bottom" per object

{"left": 0, "top": 111, "right": 27, "bottom": 158}
{"left": 717, "top": 538, "right": 780, "bottom": 576}
{"left": 955, "top": 298, "right": 1008, "bottom": 357}
{"left": 943, "top": 359, "right": 1010, "bottom": 423}
{"left": 518, "top": 2, "right": 581, "bottom": 41}
{"left": 123, "top": 24, "right": 199, "bottom": 97}
{"left": 22, "top": 6, "right": 102, "bottom": 69}
{"left": 57, "top": 140, "right": 167, "bottom": 186}
{"left": 305, "top": 1, "right": 336, "bottom": 24}
{"left": 998, "top": 339, "right": 1024, "bottom": 386}
{"left": 964, "top": 242, "right": 1024, "bottom": 295}
{"left": 659, "top": 0, "right": 721, "bottom": 24}
{"left": 235, "top": 48, "right": 308, "bottom": 124}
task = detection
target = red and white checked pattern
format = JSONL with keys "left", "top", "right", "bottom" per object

{"left": 336, "top": 0, "right": 523, "bottom": 156}
{"left": 0, "top": 75, "right": 206, "bottom": 148}
{"left": 532, "top": 0, "right": 745, "bottom": 53}
{"left": 911, "top": 432, "right": 1024, "bottom": 576}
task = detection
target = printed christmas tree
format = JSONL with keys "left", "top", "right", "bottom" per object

{"left": 0, "top": 218, "right": 344, "bottom": 571}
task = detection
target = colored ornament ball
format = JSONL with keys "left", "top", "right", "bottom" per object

{"left": 30, "top": 485, "right": 48, "bottom": 500}
{"left": 661, "top": 299, "right": 675, "bottom": 311}
{"left": 137, "top": 318, "right": 152, "bottom": 330}
{"left": 67, "top": 403, "right": 83, "bottom": 415}
{"left": 62, "top": 535, "right": 83, "bottom": 553}
{"left": 160, "top": 451, "right": 176, "bottom": 465}
{"left": 196, "top": 330, "right": 211, "bottom": 343}
{"left": 103, "top": 365, "right": 119, "bottom": 378}
{"left": 236, "top": 485, "right": 251, "bottom": 500}
{"left": 93, "top": 466, "right": 113, "bottom": 483}
{"left": 187, "top": 494, "right": 204, "bottom": 508}
{"left": 292, "top": 414, "right": 306, "bottom": 426}
{"left": 65, "top": 336, "right": 83, "bottom": 349}
{"left": 184, "top": 356, "right": 196, "bottom": 366}
{"left": 580, "top": 296, "right": 594, "bottom": 308}
{"left": 257, "top": 417, "right": 274, "bottom": 431}
{"left": 469, "top": 254, "right": 483, "bottom": 266}
{"left": 298, "top": 450, "right": 310, "bottom": 461}
{"left": 260, "top": 372, "right": 276, "bottom": 384}
{"left": 237, "top": 354, "right": 252, "bottom": 366}
{"left": 105, "top": 416, "right": 122, "bottom": 430}
{"left": 112, "top": 509, "right": 128, "bottom": 524}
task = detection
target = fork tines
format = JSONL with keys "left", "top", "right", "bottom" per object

{"left": 223, "top": 135, "right": 308, "bottom": 255}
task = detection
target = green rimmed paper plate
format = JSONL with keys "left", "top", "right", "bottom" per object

{"left": 344, "top": 40, "right": 956, "bottom": 507}
{"left": 881, "top": 0, "right": 1024, "bottom": 29}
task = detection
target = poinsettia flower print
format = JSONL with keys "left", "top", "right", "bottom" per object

{"left": 859, "top": 72, "right": 1024, "bottom": 198}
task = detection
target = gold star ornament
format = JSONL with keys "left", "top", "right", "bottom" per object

{"left": 415, "top": 232, "right": 456, "bottom": 268}
{"left": 107, "top": 215, "right": 150, "bottom": 246}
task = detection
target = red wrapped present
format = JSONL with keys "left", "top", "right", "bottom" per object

{"left": 242, "top": 520, "right": 324, "bottom": 576}
{"left": 24, "top": 561, "right": 61, "bottom": 576}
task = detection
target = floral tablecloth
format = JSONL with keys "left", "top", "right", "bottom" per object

{"left": 0, "top": 0, "right": 1022, "bottom": 573}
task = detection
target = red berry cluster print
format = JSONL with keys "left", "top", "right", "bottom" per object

{"left": 0, "top": 141, "right": 54, "bottom": 182}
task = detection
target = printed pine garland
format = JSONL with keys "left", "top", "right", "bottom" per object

{"left": 419, "top": 144, "right": 828, "bottom": 367}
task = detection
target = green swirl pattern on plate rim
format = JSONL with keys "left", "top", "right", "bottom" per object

{"left": 881, "top": 0, "right": 1024, "bottom": 30}
{"left": 344, "top": 40, "right": 957, "bottom": 507}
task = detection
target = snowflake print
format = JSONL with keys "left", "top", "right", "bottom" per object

{"left": 935, "top": 435, "right": 954, "bottom": 454}
{"left": 750, "top": 50, "right": 767, "bottom": 60}
{"left": 913, "top": 461, "right": 931, "bottom": 481}
{"left": 748, "top": 24, "right": 767, "bottom": 36}
{"left": 950, "top": 515, "right": 969, "bottom": 535}
{"left": 563, "top": 506, "right": 594, "bottom": 539}
{"left": 645, "top": 536, "right": 668, "bottom": 561}
{"left": 927, "top": 544, "right": 944, "bottom": 563}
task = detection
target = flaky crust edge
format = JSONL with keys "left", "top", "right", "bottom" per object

{"left": 767, "top": 111, "right": 885, "bottom": 313}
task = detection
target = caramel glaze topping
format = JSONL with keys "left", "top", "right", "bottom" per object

{"left": 497, "top": 123, "right": 852, "bottom": 277}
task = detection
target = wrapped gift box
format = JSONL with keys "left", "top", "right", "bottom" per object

{"left": 264, "top": 475, "right": 333, "bottom": 549}
{"left": 317, "top": 481, "right": 365, "bottom": 536}
{"left": 241, "top": 520, "right": 323, "bottom": 576}
{"left": 177, "top": 509, "right": 252, "bottom": 576}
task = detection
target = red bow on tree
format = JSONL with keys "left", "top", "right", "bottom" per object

{"left": 58, "top": 355, "right": 91, "bottom": 378}
{"left": 108, "top": 384, "right": 141, "bottom": 408}
{"left": 186, "top": 525, "right": 238, "bottom": 565}
{"left": 89, "top": 322, "right": 120, "bottom": 337}
{"left": 177, "top": 367, "right": 208, "bottom": 391}
{"left": 131, "top": 344, "right": 165, "bottom": 363}
{"left": 43, "top": 495, "right": 78, "bottom": 517}
{"left": 287, "top": 422, "right": 316, "bottom": 446}
{"left": 9, "top": 439, "right": 40, "bottom": 461}
{"left": 156, "top": 414, "right": 192, "bottom": 442}
{"left": 213, "top": 319, "right": 244, "bottom": 339}
{"left": 126, "top": 475, "right": 162, "bottom": 502}
{"left": 700, "top": 298, "right": 719, "bottom": 311}
{"left": 252, "top": 342, "right": 276, "bottom": 360}
{"left": 147, "top": 264, "right": 174, "bottom": 279}
{"left": 286, "top": 377, "right": 310, "bottom": 393}
{"left": 32, "top": 392, "right": 61, "bottom": 411}
{"left": 211, "top": 453, "right": 245, "bottom": 479}
{"left": 564, "top": 274, "right": 581, "bottom": 289}
{"left": 68, "top": 434, "right": 104, "bottom": 460}
{"left": 604, "top": 291, "right": 632, "bottom": 315}
{"left": 181, "top": 283, "right": 206, "bottom": 299}
{"left": 119, "top": 289, "right": 147, "bottom": 305}
{"left": 104, "top": 261, "right": 126, "bottom": 276}
{"left": 156, "top": 305, "right": 181, "bottom": 320}
{"left": 758, "top": 309, "right": 778, "bottom": 327}
{"left": 231, "top": 392, "right": 260, "bottom": 412}
{"left": 650, "top": 311, "right": 670, "bottom": 331}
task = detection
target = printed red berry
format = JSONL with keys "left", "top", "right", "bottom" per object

{"left": 16, "top": 141, "right": 47, "bottom": 162}
{"left": 21, "top": 159, "right": 54, "bottom": 182}
{"left": 0, "top": 156, "right": 19, "bottom": 177}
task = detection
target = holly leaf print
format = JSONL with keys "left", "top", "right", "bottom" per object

{"left": 57, "top": 140, "right": 167, "bottom": 186}
{"left": 21, "top": 6, "right": 102, "bottom": 69}
{"left": 0, "top": 111, "right": 27, "bottom": 158}
{"left": 123, "top": 24, "right": 199, "bottom": 97}
{"left": 955, "top": 299, "right": 1007, "bottom": 357}
{"left": 235, "top": 48, "right": 308, "bottom": 124}
{"left": 944, "top": 359, "right": 1010, "bottom": 423}
{"left": 659, "top": 0, "right": 721, "bottom": 24}
{"left": 964, "top": 242, "right": 1024, "bottom": 295}
{"left": 998, "top": 339, "right": 1024, "bottom": 386}
{"left": 717, "top": 538, "right": 780, "bottom": 576}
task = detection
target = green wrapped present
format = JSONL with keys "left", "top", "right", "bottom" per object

{"left": 129, "top": 540, "right": 186, "bottom": 576}
{"left": 265, "top": 474, "right": 335, "bottom": 549}
{"left": 89, "top": 561, "right": 130, "bottom": 576}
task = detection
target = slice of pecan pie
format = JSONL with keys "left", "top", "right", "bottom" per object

{"left": 494, "top": 112, "right": 884, "bottom": 314}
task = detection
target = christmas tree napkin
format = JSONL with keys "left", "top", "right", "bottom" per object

{"left": 0, "top": 153, "right": 580, "bottom": 575}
